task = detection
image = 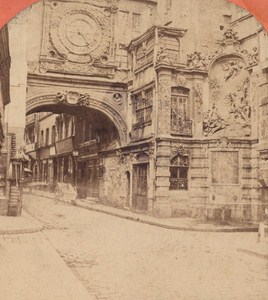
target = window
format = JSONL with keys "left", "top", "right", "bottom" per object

{"left": 133, "top": 89, "right": 153, "bottom": 125}
{"left": 169, "top": 155, "right": 189, "bottom": 190}
{"left": 26, "top": 126, "right": 35, "bottom": 144}
{"left": 58, "top": 120, "right": 63, "bottom": 140}
{"left": 45, "top": 128, "right": 49, "bottom": 146}
{"left": 118, "top": 10, "right": 129, "bottom": 29}
{"left": 84, "top": 121, "right": 92, "bottom": 142}
{"left": 40, "top": 130, "right": 44, "bottom": 147}
{"left": 71, "top": 117, "right": 75, "bottom": 136}
{"left": 171, "top": 87, "right": 192, "bottom": 136}
{"left": 51, "top": 126, "right": 56, "bottom": 144}
{"left": 132, "top": 13, "right": 141, "bottom": 31}
{"left": 83, "top": 120, "right": 96, "bottom": 142}
{"left": 65, "top": 119, "right": 69, "bottom": 138}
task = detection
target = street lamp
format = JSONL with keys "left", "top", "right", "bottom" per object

{"left": 72, "top": 150, "right": 79, "bottom": 157}
{"left": 72, "top": 150, "right": 79, "bottom": 186}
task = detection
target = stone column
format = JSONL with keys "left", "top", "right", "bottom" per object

{"left": 193, "top": 78, "right": 206, "bottom": 138}
{"left": 153, "top": 68, "right": 173, "bottom": 217}
{"left": 56, "top": 158, "right": 60, "bottom": 182}
{"left": 42, "top": 160, "right": 46, "bottom": 182}
{"left": 60, "top": 157, "right": 64, "bottom": 182}
{"left": 147, "top": 150, "right": 155, "bottom": 215}
{"left": 156, "top": 67, "right": 172, "bottom": 137}
{"left": 154, "top": 139, "right": 171, "bottom": 218}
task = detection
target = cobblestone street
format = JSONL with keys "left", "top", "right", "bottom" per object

{"left": 23, "top": 195, "right": 268, "bottom": 300}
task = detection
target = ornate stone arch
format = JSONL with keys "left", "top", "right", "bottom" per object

{"left": 170, "top": 145, "right": 190, "bottom": 161}
{"left": 26, "top": 92, "right": 127, "bottom": 144}
{"left": 207, "top": 52, "right": 247, "bottom": 73}
{"left": 135, "top": 151, "right": 150, "bottom": 163}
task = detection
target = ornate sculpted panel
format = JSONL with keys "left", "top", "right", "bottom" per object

{"left": 158, "top": 78, "right": 171, "bottom": 135}
{"left": 170, "top": 145, "right": 190, "bottom": 160}
{"left": 193, "top": 83, "right": 203, "bottom": 122}
{"left": 40, "top": 0, "right": 116, "bottom": 76}
{"left": 171, "top": 72, "right": 188, "bottom": 88}
{"left": 204, "top": 56, "right": 251, "bottom": 137}
{"left": 186, "top": 29, "right": 259, "bottom": 71}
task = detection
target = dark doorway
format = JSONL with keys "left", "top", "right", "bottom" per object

{"left": 87, "top": 165, "right": 99, "bottom": 198}
{"left": 126, "top": 171, "right": 131, "bottom": 207}
{"left": 132, "top": 164, "right": 148, "bottom": 212}
{"left": 77, "top": 161, "right": 87, "bottom": 199}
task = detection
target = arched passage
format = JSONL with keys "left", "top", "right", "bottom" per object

{"left": 25, "top": 91, "right": 128, "bottom": 199}
{"left": 26, "top": 92, "right": 127, "bottom": 145}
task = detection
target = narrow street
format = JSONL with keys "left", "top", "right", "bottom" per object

{"left": 22, "top": 194, "right": 268, "bottom": 300}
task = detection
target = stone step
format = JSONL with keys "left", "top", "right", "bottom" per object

{"left": 81, "top": 197, "right": 99, "bottom": 204}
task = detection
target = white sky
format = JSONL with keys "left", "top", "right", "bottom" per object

{"left": 5, "top": 7, "right": 30, "bottom": 128}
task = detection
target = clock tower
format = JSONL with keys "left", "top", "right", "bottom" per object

{"left": 40, "top": 0, "right": 117, "bottom": 77}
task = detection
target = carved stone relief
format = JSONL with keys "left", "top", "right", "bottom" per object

{"left": 216, "top": 137, "right": 232, "bottom": 149}
{"left": 193, "top": 83, "right": 203, "bottom": 122}
{"left": 155, "top": 47, "right": 172, "bottom": 66}
{"left": 186, "top": 29, "right": 259, "bottom": 71}
{"left": 158, "top": 78, "right": 171, "bottom": 135}
{"left": 204, "top": 56, "right": 251, "bottom": 137}
{"left": 171, "top": 72, "right": 188, "bottom": 88}
{"left": 113, "top": 93, "right": 122, "bottom": 105}
{"left": 170, "top": 145, "right": 190, "bottom": 160}
{"left": 187, "top": 51, "right": 207, "bottom": 69}
{"left": 40, "top": 0, "right": 115, "bottom": 76}
{"left": 55, "top": 91, "right": 90, "bottom": 106}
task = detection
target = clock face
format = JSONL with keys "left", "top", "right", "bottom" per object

{"left": 58, "top": 13, "right": 102, "bottom": 56}
{"left": 66, "top": 19, "right": 93, "bottom": 48}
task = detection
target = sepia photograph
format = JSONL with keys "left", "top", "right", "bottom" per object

{"left": 0, "top": 0, "right": 268, "bottom": 299}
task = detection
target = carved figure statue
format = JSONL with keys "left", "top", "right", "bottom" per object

{"left": 78, "top": 93, "right": 90, "bottom": 106}
{"left": 156, "top": 47, "right": 172, "bottom": 65}
{"left": 55, "top": 92, "right": 66, "bottom": 103}
{"left": 187, "top": 51, "right": 207, "bottom": 69}
{"left": 248, "top": 47, "right": 259, "bottom": 65}
{"left": 203, "top": 103, "right": 228, "bottom": 136}
{"left": 222, "top": 60, "right": 243, "bottom": 81}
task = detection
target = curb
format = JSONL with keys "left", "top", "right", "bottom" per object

{"left": 25, "top": 192, "right": 259, "bottom": 233}
{"left": 0, "top": 211, "right": 44, "bottom": 235}
{"left": 0, "top": 226, "right": 44, "bottom": 235}
{"left": 237, "top": 248, "right": 268, "bottom": 260}
{"left": 76, "top": 202, "right": 258, "bottom": 233}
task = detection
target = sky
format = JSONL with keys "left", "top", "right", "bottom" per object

{"left": 5, "top": 7, "right": 30, "bottom": 128}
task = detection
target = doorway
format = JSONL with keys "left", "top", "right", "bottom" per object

{"left": 126, "top": 171, "right": 131, "bottom": 207}
{"left": 132, "top": 164, "right": 148, "bottom": 212}
{"left": 87, "top": 165, "right": 99, "bottom": 198}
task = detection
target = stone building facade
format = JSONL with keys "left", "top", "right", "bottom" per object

{"left": 0, "top": 24, "right": 12, "bottom": 215}
{"left": 23, "top": 0, "right": 268, "bottom": 221}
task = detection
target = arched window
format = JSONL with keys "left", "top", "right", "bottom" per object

{"left": 169, "top": 154, "right": 189, "bottom": 190}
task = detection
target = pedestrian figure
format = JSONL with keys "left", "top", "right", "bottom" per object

{"left": 257, "top": 222, "right": 265, "bottom": 243}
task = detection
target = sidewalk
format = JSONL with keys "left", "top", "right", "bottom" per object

{"left": 0, "top": 211, "right": 95, "bottom": 299}
{"left": 0, "top": 210, "right": 43, "bottom": 234}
